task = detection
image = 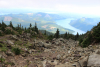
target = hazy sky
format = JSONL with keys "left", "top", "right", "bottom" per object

{"left": 0, "top": 0, "right": 100, "bottom": 15}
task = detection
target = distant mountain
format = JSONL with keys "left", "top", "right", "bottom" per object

{"left": 0, "top": 12, "right": 74, "bottom": 34}
{"left": 69, "top": 17, "right": 100, "bottom": 32}
{"left": 39, "top": 30, "right": 54, "bottom": 35}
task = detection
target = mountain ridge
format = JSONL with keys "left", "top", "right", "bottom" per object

{"left": 0, "top": 12, "right": 74, "bottom": 34}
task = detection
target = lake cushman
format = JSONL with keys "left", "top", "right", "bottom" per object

{"left": 55, "top": 18, "right": 85, "bottom": 35}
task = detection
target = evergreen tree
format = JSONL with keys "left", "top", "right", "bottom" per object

{"left": 75, "top": 32, "right": 79, "bottom": 41}
{"left": 66, "top": 32, "right": 69, "bottom": 39}
{"left": 44, "top": 30, "right": 46, "bottom": 35}
{"left": 32, "top": 27, "right": 35, "bottom": 31}
{"left": 76, "top": 32, "right": 79, "bottom": 38}
{"left": 0, "top": 23, "right": 1, "bottom": 30}
{"left": 9, "top": 21, "right": 13, "bottom": 28}
{"left": 64, "top": 32, "right": 67, "bottom": 39}
{"left": 20, "top": 23, "right": 21, "bottom": 29}
{"left": 48, "top": 35, "right": 54, "bottom": 40}
{"left": 2, "top": 20, "right": 7, "bottom": 28}
{"left": 1, "top": 20, "right": 7, "bottom": 28}
{"left": 0, "top": 23, "right": 2, "bottom": 27}
{"left": 1, "top": 26, "right": 5, "bottom": 32}
{"left": 55, "top": 28, "right": 59, "bottom": 38}
{"left": 22, "top": 26, "right": 24, "bottom": 30}
{"left": 18, "top": 24, "right": 20, "bottom": 30}
{"left": 0, "top": 32, "right": 2, "bottom": 36}
{"left": 93, "top": 22, "right": 100, "bottom": 42}
{"left": 34, "top": 22, "right": 38, "bottom": 34}
{"left": 30, "top": 23, "right": 32, "bottom": 28}
{"left": 25, "top": 27, "right": 26, "bottom": 31}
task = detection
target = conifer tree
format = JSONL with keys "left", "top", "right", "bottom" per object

{"left": 25, "top": 27, "right": 26, "bottom": 31}
{"left": 9, "top": 21, "right": 13, "bottom": 27}
{"left": 75, "top": 32, "right": 79, "bottom": 40}
{"left": 22, "top": 26, "right": 23, "bottom": 30}
{"left": 55, "top": 28, "right": 59, "bottom": 38}
{"left": 30, "top": 23, "right": 32, "bottom": 28}
{"left": 2, "top": 20, "right": 7, "bottom": 28}
{"left": 64, "top": 32, "right": 67, "bottom": 39}
{"left": 18, "top": 24, "right": 20, "bottom": 30}
{"left": 34, "top": 22, "right": 38, "bottom": 34}
{"left": 44, "top": 30, "right": 46, "bottom": 35}
{"left": 76, "top": 32, "right": 79, "bottom": 38}
{"left": 0, "top": 23, "right": 1, "bottom": 29}
{"left": 20, "top": 23, "right": 21, "bottom": 29}
{"left": 0, "top": 31, "right": 2, "bottom": 36}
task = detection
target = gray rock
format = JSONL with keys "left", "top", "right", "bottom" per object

{"left": 21, "top": 53, "right": 27, "bottom": 57}
{"left": 28, "top": 50, "right": 32, "bottom": 54}
{"left": 79, "top": 56, "right": 88, "bottom": 67}
{"left": 0, "top": 30, "right": 3, "bottom": 34}
{"left": 6, "top": 50, "right": 14, "bottom": 56}
{"left": 87, "top": 54, "right": 100, "bottom": 66}
{"left": 56, "top": 54, "right": 61, "bottom": 60}
{"left": 52, "top": 38, "right": 56, "bottom": 41}
{"left": 0, "top": 54, "right": 2, "bottom": 58}
{"left": 34, "top": 41, "right": 51, "bottom": 48}
{"left": 35, "top": 41, "right": 44, "bottom": 47}
{"left": 10, "top": 35, "right": 20, "bottom": 41}
{"left": 95, "top": 49, "right": 100, "bottom": 54}
{"left": 44, "top": 43, "right": 51, "bottom": 48}
{"left": 6, "top": 40, "right": 14, "bottom": 45}
{"left": 72, "top": 62, "right": 81, "bottom": 67}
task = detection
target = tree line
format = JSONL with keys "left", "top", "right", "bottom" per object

{"left": 2, "top": 20, "right": 97, "bottom": 48}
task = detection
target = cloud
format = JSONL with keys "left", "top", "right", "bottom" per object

{"left": 0, "top": 0, "right": 100, "bottom": 16}
{"left": 0, "top": 0, "right": 100, "bottom": 8}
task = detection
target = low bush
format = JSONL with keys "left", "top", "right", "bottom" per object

{"left": 12, "top": 48, "right": 21, "bottom": 55}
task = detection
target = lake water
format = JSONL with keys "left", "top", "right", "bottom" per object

{"left": 55, "top": 18, "right": 86, "bottom": 35}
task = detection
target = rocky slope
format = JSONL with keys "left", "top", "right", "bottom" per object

{"left": 0, "top": 32, "right": 100, "bottom": 67}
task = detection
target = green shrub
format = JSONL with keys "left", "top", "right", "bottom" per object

{"left": 79, "top": 32, "right": 92, "bottom": 47}
{"left": 17, "top": 30, "right": 22, "bottom": 35}
{"left": 81, "top": 38, "right": 90, "bottom": 47}
{"left": 12, "top": 48, "right": 21, "bottom": 55}
{"left": 1, "top": 47, "right": 8, "bottom": 52}
{"left": 5, "top": 29, "right": 12, "bottom": 34}
{"left": 4, "top": 29, "right": 15, "bottom": 35}
{"left": 48, "top": 35, "right": 54, "bottom": 40}
{"left": 79, "top": 38, "right": 83, "bottom": 46}
{"left": 0, "top": 32, "right": 2, "bottom": 36}
{"left": 0, "top": 57, "right": 5, "bottom": 63}
{"left": 11, "top": 31, "right": 15, "bottom": 35}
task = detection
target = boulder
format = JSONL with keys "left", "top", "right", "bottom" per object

{"left": 56, "top": 54, "right": 61, "bottom": 60}
{"left": 72, "top": 62, "right": 81, "bottom": 67}
{"left": 35, "top": 41, "right": 44, "bottom": 47}
{"left": 34, "top": 41, "right": 51, "bottom": 48}
{"left": 95, "top": 49, "right": 100, "bottom": 54}
{"left": 6, "top": 50, "right": 14, "bottom": 56}
{"left": 0, "top": 30, "right": 3, "bottom": 34}
{"left": 6, "top": 40, "right": 14, "bottom": 45}
{"left": 44, "top": 43, "right": 51, "bottom": 48}
{"left": 10, "top": 35, "right": 20, "bottom": 41}
{"left": 87, "top": 53, "right": 100, "bottom": 66}
{"left": 45, "top": 61, "right": 55, "bottom": 67}
{"left": 78, "top": 56, "right": 88, "bottom": 67}
{"left": 21, "top": 53, "right": 27, "bottom": 57}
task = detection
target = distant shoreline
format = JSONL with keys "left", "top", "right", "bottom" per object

{"left": 55, "top": 18, "right": 86, "bottom": 35}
